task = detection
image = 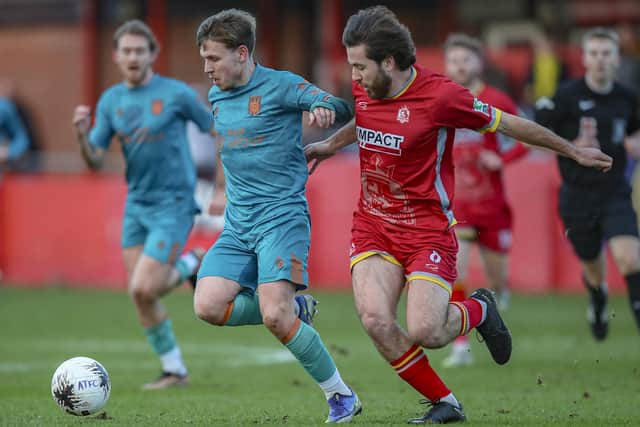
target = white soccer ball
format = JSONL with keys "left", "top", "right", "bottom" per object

{"left": 51, "top": 356, "right": 111, "bottom": 416}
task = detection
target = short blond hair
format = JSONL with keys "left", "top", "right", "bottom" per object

{"left": 113, "top": 20, "right": 159, "bottom": 53}
{"left": 443, "top": 33, "right": 483, "bottom": 59}
{"left": 196, "top": 9, "right": 256, "bottom": 56}
{"left": 582, "top": 27, "right": 619, "bottom": 51}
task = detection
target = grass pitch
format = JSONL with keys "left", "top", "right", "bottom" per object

{"left": 0, "top": 286, "right": 639, "bottom": 426}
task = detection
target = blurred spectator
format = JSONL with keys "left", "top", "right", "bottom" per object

{"left": 616, "top": 22, "right": 640, "bottom": 97}
{"left": 0, "top": 78, "right": 32, "bottom": 171}
{"left": 522, "top": 30, "right": 569, "bottom": 113}
{"left": 616, "top": 24, "right": 640, "bottom": 230}
{"left": 483, "top": 62, "right": 510, "bottom": 95}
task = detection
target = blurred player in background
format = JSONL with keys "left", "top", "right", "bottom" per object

{"left": 442, "top": 33, "right": 528, "bottom": 368}
{"left": 0, "top": 78, "right": 31, "bottom": 282}
{"left": 0, "top": 79, "right": 29, "bottom": 168}
{"left": 192, "top": 9, "right": 361, "bottom": 423}
{"left": 536, "top": 27, "right": 640, "bottom": 341}
{"left": 305, "top": 6, "right": 612, "bottom": 423}
{"left": 72, "top": 20, "right": 213, "bottom": 389}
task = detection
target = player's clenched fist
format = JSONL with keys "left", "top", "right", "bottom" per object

{"left": 574, "top": 146, "right": 613, "bottom": 172}
{"left": 72, "top": 105, "right": 92, "bottom": 135}
{"left": 308, "top": 107, "right": 336, "bottom": 129}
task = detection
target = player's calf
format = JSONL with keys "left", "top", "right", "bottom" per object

{"left": 623, "top": 272, "right": 640, "bottom": 331}
{"left": 585, "top": 279, "right": 608, "bottom": 341}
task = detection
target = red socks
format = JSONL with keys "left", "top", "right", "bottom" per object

{"left": 391, "top": 344, "right": 450, "bottom": 402}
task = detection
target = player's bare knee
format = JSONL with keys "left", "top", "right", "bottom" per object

{"left": 614, "top": 253, "right": 640, "bottom": 275}
{"left": 261, "top": 304, "right": 291, "bottom": 335}
{"left": 421, "top": 333, "right": 449, "bottom": 349}
{"left": 193, "top": 299, "right": 225, "bottom": 325}
{"left": 407, "top": 323, "right": 446, "bottom": 348}
{"left": 129, "top": 281, "right": 158, "bottom": 305}
{"left": 261, "top": 314, "right": 281, "bottom": 334}
{"left": 359, "top": 310, "right": 394, "bottom": 340}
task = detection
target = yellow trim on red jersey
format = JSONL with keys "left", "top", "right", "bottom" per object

{"left": 478, "top": 108, "right": 502, "bottom": 134}
{"left": 389, "top": 67, "right": 417, "bottom": 99}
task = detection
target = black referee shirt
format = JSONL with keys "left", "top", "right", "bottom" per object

{"left": 535, "top": 78, "right": 640, "bottom": 190}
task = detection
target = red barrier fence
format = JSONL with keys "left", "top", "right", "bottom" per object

{"left": 0, "top": 154, "right": 627, "bottom": 293}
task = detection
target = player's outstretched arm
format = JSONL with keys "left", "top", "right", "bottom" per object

{"left": 72, "top": 105, "right": 105, "bottom": 171}
{"left": 285, "top": 72, "right": 353, "bottom": 127}
{"left": 304, "top": 118, "right": 357, "bottom": 174}
{"left": 497, "top": 112, "right": 612, "bottom": 172}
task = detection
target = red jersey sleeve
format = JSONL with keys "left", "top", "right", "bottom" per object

{"left": 431, "top": 81, "right": 502, "bottom": 134}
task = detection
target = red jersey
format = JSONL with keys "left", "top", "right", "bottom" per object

{"left": 353, "top": 65, "right": 502, "bottom": 232}
{"left": 452, "top": 85, "right": 527, "bottom": 223}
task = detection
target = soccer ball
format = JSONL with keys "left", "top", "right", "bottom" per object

{"left": 51, "top": 356, "right": 111, "bottom": 416}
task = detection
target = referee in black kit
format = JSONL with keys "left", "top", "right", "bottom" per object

{"left": 536, "top": 27, "right": 640, "bottom": 341}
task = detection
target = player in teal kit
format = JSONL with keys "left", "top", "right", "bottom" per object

{"left": 0, "top": 96, "right": 29, "bottom": 166}
{"left": 72, "top": 20, "right": 213, "bottom": 390}
{"left": 193, "top": 9, "right": 362, "bottom": 423}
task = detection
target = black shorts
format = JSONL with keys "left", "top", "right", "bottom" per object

{"left": 559, "top": 184, "right": 639, "bottom": 261}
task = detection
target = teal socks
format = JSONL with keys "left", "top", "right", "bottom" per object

{"left": 284, "top": 322, "right": 337, "bottom": 383}
{"left": 224, "top": 290, "right": 263, "bottom": 326}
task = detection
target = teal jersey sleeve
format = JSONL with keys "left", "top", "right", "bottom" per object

{"left": 0, "top": 98, "right": 30, "bottom": 160}
{"left": 177, "top": 85, "right": 214, "bottom": 133}
{"left": 88, "top": 75, "right": 200, "bottom": 203}
{"left": 209, "top": 65, "right": 351, "bottom": 233}
{"left": 281, "top": 72, "right": 353, "bottom": 121}
{"left": 89, "top": 90, "right": 116, "bottom": 149}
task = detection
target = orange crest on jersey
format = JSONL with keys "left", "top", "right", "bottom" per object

{"left": 248, "top": 96, "right": 261, "bottom": 116}
{"left": 151, "top": 99, "right": 163, "bottom": 115}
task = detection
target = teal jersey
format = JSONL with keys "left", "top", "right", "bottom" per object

{"left": 0, "top": 97, "right": 29, "bottom": 161}
{"left": 90, "top": 75, "right": 214, "bottom": 202}
{"left": 209, "top": 64, "right": 352, "bottom": 232}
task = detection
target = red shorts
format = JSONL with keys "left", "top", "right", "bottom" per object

{"left": 454, "top": 200, "right": 512, "bottom": 253}
{"left": 455, "top": 225, "right": 512, "bottom": 253}
{"left": 456, "top": 224, "right": 512, "bottom": 254}
{"left": 349, "top": 212, "right": 458, "bottom": 295}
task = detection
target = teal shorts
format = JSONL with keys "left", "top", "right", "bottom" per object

{"left": 198, "top": 218, "right": 310, "bottom": 291}
{"left": 122, "top": 198, "right": 198, "bottom": 264}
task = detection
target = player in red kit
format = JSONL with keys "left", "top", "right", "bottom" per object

{"left": 442, "top": 34, "right": 528, "bottom": 368}
{"left": 305, "top": 6, "right": 612, "bottom": 424}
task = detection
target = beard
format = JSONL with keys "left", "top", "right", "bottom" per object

{"left": 456, "top": 73, "right": 474, "bottom": 88}
{"left": 124, "top": 64, "right": 151, "bottom": 86}
{"left": 451, "top": 69, "right": 478, "bottom": 88}
{"left": 366, "top": 68, "right": 392, "bottom": 99}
